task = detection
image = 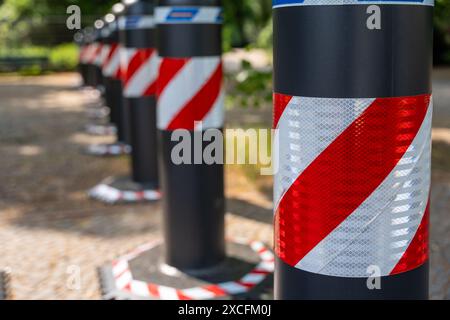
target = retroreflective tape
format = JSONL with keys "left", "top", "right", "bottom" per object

{"left": 118, "top": 15, "right": 156, "bottom": 30}
{"left": 273, "top": 93, "right": 432, "bottom": 277}
{"left": 273, "top": 0, "right": 434, "bottom": 8}
{"left": 156, "top": 7, "right": 223, "bottom": 24}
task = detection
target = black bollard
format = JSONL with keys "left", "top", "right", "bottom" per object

{"left": 75, "top": 31, "right": 89, "bottom": 87}
{"left": 115, "top": 0, "right": 161, "bottom": 200}
{"left": 273, "top": 0, "right": 433, "bottom": 300}
{"left": 156, "top": 0, "right": 226, "bottom": 271}
{"left": 86, "top": 7, "right": 131, "bottom": 156}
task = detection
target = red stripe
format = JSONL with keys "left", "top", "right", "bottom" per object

{"left": 147, "top": 284, "right": 159, "bottom": 297}
{"left": 157, "top": 58, "right": 189, "bottom": 98}
{"left": 143, "top": 80, "right": 158, "bottom": 97}
{"left": 124, "top": 49, "right": 154, "bottom": 86}
{"left": 90, "top": 44, "right": 102, "bottom": 64}
{"left": 249, "top": 269, "right": 270, "bottom": 275}
{"left": 167, "top": 62, "right": 222, "bottom": 130}
{"left": 176, "top": 290, "right": 192, "bottom": 300}
{"left": 236, "top": 281, "right": 256, "bottom": 289}
{"left": 274, "top": 94, "right": 431, "bottom": 267}
{"left": 203, "top": 285, "right": 227, "bottom": 296}
{"left": 390, "top": 200, "right": 430, "bottom": 275}
{"left": 273, "top": 93, "right": 293, "bottom": 128}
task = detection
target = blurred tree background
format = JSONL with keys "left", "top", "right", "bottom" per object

{"left": 0, "top": 0, "right": 448, "bottom": 70}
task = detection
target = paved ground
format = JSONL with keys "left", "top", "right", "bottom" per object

{"left": 0, "top": 71, "right": 448, "bottom": 300}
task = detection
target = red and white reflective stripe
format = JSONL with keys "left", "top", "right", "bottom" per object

{"left": 273, "top": 94, "right": 432, "bottom": 277}
{"left": 79, "top": 45, "right": 88, "bottom": 64}
{"left": 109, "top": 240, "right": 274, "bottom": 300}
{"left": 98, "top": 44, "right": 111, "bottom": 68}
{"left": 157, "top": 56, "right": 224, "bottom": 130}
{"left": 121, "top": 48, "right": 159, "bottom": 98}
{"left": 103, "top": 43, "right": 122, "bottom": 79}
{"left": 83, "top": 43, "right": 99, "bottom": 65}
{"left": 88, "top": 43, "right": 102, "bottom": 65}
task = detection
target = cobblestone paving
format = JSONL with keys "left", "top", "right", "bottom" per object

{"left": 0, "top": 72, "right": 448, "bottom": 299}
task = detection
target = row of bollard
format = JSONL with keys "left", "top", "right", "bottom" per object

{"left": 75, "top": 0, "right": 432, "bottom": 300}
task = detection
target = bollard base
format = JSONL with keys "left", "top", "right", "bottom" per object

{"left": 0, "top": 271, "right": 10, "bottom": 300}
{"left": 89, "top": 176, "right": 161, "bottom": 204}
{"left": 86, "top": 106, "right": 110, "bottom": 121}
{"left": 98, "top": 240, "right": 274, "bottom": 300}
{"left": 85, "top": 123, "right": 117, "bottom": 136}
{"left": 85, "top": 142, "right": 131, "bottom": 157}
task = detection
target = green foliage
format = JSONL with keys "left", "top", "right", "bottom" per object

{"left": 49, "top": 43, "right": 78, "bottom": 71}
{"left": 226, "top": 61, "right": 272, "bottom": 110}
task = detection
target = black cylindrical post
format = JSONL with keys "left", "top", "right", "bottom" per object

{"left": 273, "top": 0, "right": 433, "bottom": 299}
{"left": 156, "top": 0, "right": 226, "bottom": 270}
{"left": 92, "top": 20, "right": 106, "bottom": 91}
{"left": 102, "top": 9, "right": 130, "bottom": 145}
{"left": 75, "top": 31, "right": 89, "bottom": 86}
{"left": 119, "top": 0, "right": 159, "bottom": 188}
{"left": 83, "top": 27, "right": 97, "bottom": 88}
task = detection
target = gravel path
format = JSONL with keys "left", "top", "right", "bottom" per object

{"left": 0, "top": 72, "right": 448, "bottom": 300}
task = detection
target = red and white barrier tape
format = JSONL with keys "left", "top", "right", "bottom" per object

{"left": 85, "top": 124, "right": 117, "bottom": 136}
{"left": 109, "top": 240, "right": 274, "bottom": 300}
{"left": 85, "top": 143, "right": 131, "bottom": 156}
{"left": 89, "top": 184, "right": 161, "bottom": 204}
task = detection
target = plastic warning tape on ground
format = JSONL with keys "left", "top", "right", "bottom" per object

{"left": 272, "top": 0, "right": 434, "bottom": 8}
{"left": 86, "top": 143, "right": 131, "bottom": 157}
{"left": 109, "top": 240, "right": 274, "bottom": 300}
{"left": 89, "top": 184, "right": 161, "bottom": 204}
{"left": 156, "top": 6, "right": 223, "bottom": 24}
{"left": 273, "top": 94, "right": 432, "bottom": 277}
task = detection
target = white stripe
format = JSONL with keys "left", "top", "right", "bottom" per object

{"left": 112, "top": 260, "right": 129, "bottom": 277}
{"left": 296, "top": 100, "right": 432, "bottom": 277}
{"left": 156, "top": 7, "right": 222, "bottom": 24}
{"left": 157, "top": 56, "right": 220, "bottom": 129}
{"left": 98, "top": 45, "right": 111, "bottom": 67}
{"left": 124, "top": 51, "right": 159, "bottom": 98}
{"left": 103, "top": 45, "right": 121, "bottom": 77}
{"left": 130, "top": 281, "right": 151, "bottom": 297}
{"left": 255, "top": 261, "right": 275, "bottom": 272}
{"left": 158, "top": 286, "right": 179, "bottom": 300}
{"left": 273, "top": 0, "right": 434, "bottom": 9}
{"left": 120, "top": 48, "right": 135, "bottom": 84}
{"left": 273, "top": 97, "right": 375, "bottom": 213}
{"left": 182, "top": 288, "right": 215, "bottom": 299}
{"left": 218, "top": 282, "right": 247, "bottom": 295}
{"left": 240, "top": 273, "right": 266, "bottom": 284}
{"left": 115, "top": 271, "right": 132, "bottom": 290}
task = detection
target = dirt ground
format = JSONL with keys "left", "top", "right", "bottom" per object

{"left": 0, "top": 72, "right": 449, "bottom": 300}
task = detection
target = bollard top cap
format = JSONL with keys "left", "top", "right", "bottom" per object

{"left": 157, "top": 0, "right": 220, "bottom": 7}
{"left": 123, "top": 0, "right": 155, "bottom": 15}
